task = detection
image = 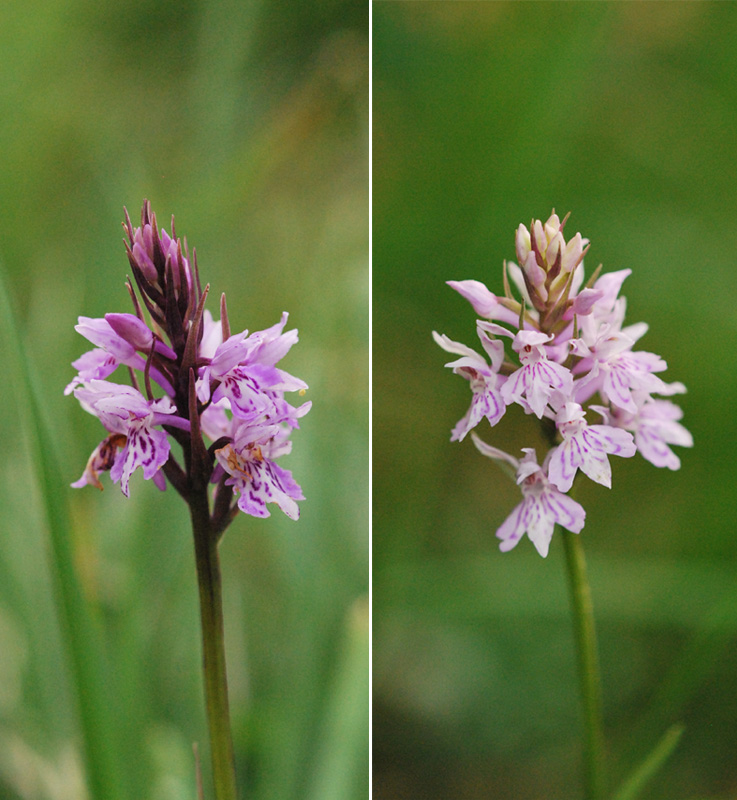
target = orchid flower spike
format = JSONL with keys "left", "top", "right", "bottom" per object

{"left": 68, "top": 201, "right": 310, "bottom": 529}
{"left": 436, "top": 210, "right": 691, "bottom": 556}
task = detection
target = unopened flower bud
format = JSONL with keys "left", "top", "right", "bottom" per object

{"left": 105, "top": 312, "right": 178, "bottom": 359}
{"left": 561, "top": 232, "right": 587, "bottom": 274}
{"left": 515, "top": 224, "right": 531, "bottom": 266}
{"left": 132, "top": 239, "right": 157, "bottom": 281}
{"left": 105, "top": 313, "right": 154, "bottom": 351}
{"left": 544, "top": 212, "right": 561, "bottom": 242}
{"left": 530, "top": 219, "right": 546, "bottom": 266}
{"left": 523, "top": 252, "right": 548, "bottom": 299}
{"left": 545, "top": 231, "right": 564, "bottom": 271}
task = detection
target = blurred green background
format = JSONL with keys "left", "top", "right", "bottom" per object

{"left": 0, "top": 1, "right": 367, "bottom": 799}
{"left": 373, "top": 3, "right": 737, "bottom": 799}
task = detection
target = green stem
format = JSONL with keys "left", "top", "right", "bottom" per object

{"left": 562, "top": 529, "right": 606, "bottom": 800}
{"left": 190, "top": 489, "right": 238, "bottom": 800}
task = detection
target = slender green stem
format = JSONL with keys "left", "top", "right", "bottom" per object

{"left": 190, "top": 489, "right": 238, "bottom": 800}
{"left": 561, "top": 529, "right": 606, "bottom": 800}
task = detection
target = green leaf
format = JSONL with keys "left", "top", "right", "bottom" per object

{"left": 0, "top": 261, "right": 127, "bottom": 800}
{"left": 612, "top": 723, "right": 685, "bottom": 800}
{"left": 305, "top": 597, "right": 369, "bottom": 800}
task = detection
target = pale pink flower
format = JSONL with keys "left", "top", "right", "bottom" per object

{"left": 472, "top": 440, "right": 585, "bottom": 557}
{"left": 482, "top": 325, "right": 573, "bottom": 418}
{"left": 433, "top": 327, "right": 506, "bottom": 440}
{"left": 548, "top": 402, "right": 636, "bottom": 492}
{"left": 592, "top": 396, "right": 693, "bottom": 470}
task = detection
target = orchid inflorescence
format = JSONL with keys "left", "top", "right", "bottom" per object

{"left": 67, "top": 201, "right": 310, "bottom": 532}
{"left": 434, "top": 212, "right": 692, "bottom": 557}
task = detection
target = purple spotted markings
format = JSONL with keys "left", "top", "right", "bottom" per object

{"left": 434, "top": 211, "right": 691, "bottom": 556}
{"left": 68, "top": 201, "right": 310, "bottom": 528}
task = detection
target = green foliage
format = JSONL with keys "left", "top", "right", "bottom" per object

{"left": 0, "top": 1, "right": 367, "bottom": 798}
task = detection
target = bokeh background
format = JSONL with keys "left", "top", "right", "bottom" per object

{"left": 0, "top": 1, "right": 367, "bottom": 799}
{"left": 373, "top": 3, "right": 737, "bottom": 799}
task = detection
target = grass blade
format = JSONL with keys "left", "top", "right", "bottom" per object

{"left": 612, "top": 723, "right": 685, "bottom": 800}
{"left": 305, "top": 597, "right": 369, "bottom": 800}
{"left": 0, "top": 262, "right": 127, "bottom": 800}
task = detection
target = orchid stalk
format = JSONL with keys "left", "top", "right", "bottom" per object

{"left": 434, "top": 211, "right": 692, "bottom": 798}
{"left": 562, "top": 528, "right": 606, "bottom": 799}
{"left": 68, "top": 201, "right": 311, "bottom": 799}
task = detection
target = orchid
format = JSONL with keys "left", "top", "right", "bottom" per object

{"left": 65, "top": 316, "right": 176, "bottom": 396}
{"left": 215, "top": 420, "right": 304, "bottom": 520}
{"left": 66, "top": 201, "right": 311, "bottom": 800}
{"left": 68, "top": 201, "right": 310, "bottom": 523}
{"left": 432, "top": 328, "right": 506, "bottom": 439}
{"left": 547, "top": 402, "right": 636, "bottom": 493}
{"left": 494, "top": 326, "right": 574, "bottom": 418}
{"left": 197, "top": 313, "right": 310, "bottom": 427}
{"left": 435, "top": 210, "right": 691, "bottom": 556}
{"left": 71, "top": 381, "right": 186, "bottom": 496}
{"left": 435, "top": 210, "right": 692, "bottom": 800}
{"left": 472, "top": 440, "right": 585, "bottom": 558}
{"left": 592, "top": 396, "right": 693, "bottom": 470}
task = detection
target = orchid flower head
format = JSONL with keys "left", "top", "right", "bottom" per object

{"left": 436, "top": 210, "right": 691, "bottom": 557}
{"left": 68, "top": 201, "right": 310, "bottom": 528}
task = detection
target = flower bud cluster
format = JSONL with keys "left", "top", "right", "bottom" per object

{"left": 434, "top": 211, "right": 691, "bottom": 557}
{"left": 67, "top": 201, "right": 310, "bottom": 528}
{"left": 515, "top": 212, "right": 589, "bottom": 320}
